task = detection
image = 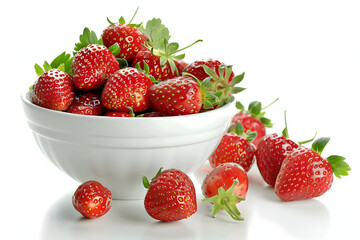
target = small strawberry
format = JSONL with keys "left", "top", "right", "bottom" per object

{"left": 256, "top": 112, "right": 316, "bottom": 187}
{"left": 72, "top": 44, "right": 120, "bottom": 91}
{"left": 104, "top": 107, "right": 135, "bottom": 117}
{"left": 182, "top": 58, "right": 234, "bottom": 82}
{"left": 148, "top": 76, "right": 203, "bottom": 116}
{"left": 132, "top": 18, "right": 202, "bottom": 81}
{"left": 202, "top": 163, "right": 248, "bottom": 221}
{"left": 67, "top": 93, "right": 104, "bottom": 116}
{"left": 209, "top": 121, "right": 257, "bottom": 172}
{"left": 101, "top": 67, "right": 153, "bottom": 113}
{"left": 30, "top": 52, "right": 75, "bottom": 111}
{"left": 102, "top": 7, "right": 147, "bottom": 63}
{"left": 232, "top": 99, "right": 278, "bottom": 146}
{"left": 72, "top": 180, "right": 112, "bottom": 218}
{"left": 274, "top": 137, "right": 350, "bottom": 201}
{"left": 143, "top": 168, "right": 197, "bottom": 222}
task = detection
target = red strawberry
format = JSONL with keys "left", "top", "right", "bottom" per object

{"left": 202, "top": 163, "right": 248, "bottom": 221}
{"left": 72, "top": 180, "right": 112, "bottom": 218}
{"left": 182, "top": 58, "right": 234, "bottom": 82}
{"left": 274, "top": 137, "right": 350, "bottom": 201}
{"left": 102, "top": 9, "right": 147, "bottom": 63}
{"left": 30, "top": 69, "right": 75, "bottom": 111}
{"left": 143, "top": 168, "right": 197, "bottom": 222}
{"left": 67, "top": 93, "right": 104, "bottom": 115}
{"left": 72, "top": 44, "right": 120, "bottom": 91}
{"left": 104, "top": 111, "right": 132, "bottom": 117}
{"left": 209, "top": 122, "right": 257, "bottom": 172}
{"left": 232, "top": 99, "right": 278, "bottom": 146}
{"left": 101, "top": 67, "right": 153, "bottom": 113}
{"left": 141, "top": 112, "right": 167, "bottom": 117}
{"left": 256, "top": 133, "right": 299, "bottom": 187}
{"left": 255, "top": 112, "right": 316, "bottom": 187}
{"left": 149, "top": 76, "right": 203, "bottom": 116}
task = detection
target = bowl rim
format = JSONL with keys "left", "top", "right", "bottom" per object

{"left": 21, "top": 91, "right": 235, "bottom": 121}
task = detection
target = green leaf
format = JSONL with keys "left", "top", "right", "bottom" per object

{"left": 142, "top": 176, "right": 150, "bottom": 189}
{"left": 245, "top": 130, "right": 257, "bottom": 142}
{"left": 118, "top": 16, "right": 126, "bottom": 24}
{"left": 109, "top": 43, "right": 121, "bottom": 56}
{"left": 34, "top": 64, "right": 44, "bottom": 76}
{"left": 248, "top": 101, "right": 262, "bottom": 116}
{"left": 43, "top": 61, "right": 52, "bottom": 72}
{"left": 327, "top": 155, "right": 351, "bottom": 179}
{"left": 228, "top": 72, "right": 245, "bottom": 86}
{"left": 231, "top": 87, "right": 246, "bottom": 94}
{"left": 106, "top": 17, "right": 116, "bottom": 25}
{"left": 261, "top": 117, "right": 274, "bottom": 128}
{"left": 159, "top": 56, "right": 167, "bottom": 68}
{"left": 168, "top": 42, "right": 179, "bottom": 54}
{"left": 311, "top": 137, "right": 330, "bottom": 155}
{"left": 172, "top": 53, "right": 185, "bottom": 61}
{"left": 73, "top": 27, "right": 101, "bottom": 53}
{"left": 202, "top": 65, "right": 220, "bottom": 80}
{"left": 298, "top": 132, "right": 317, "bottom": 145}
{"left": 236, "top": 101, "right": 245, "bottom": 111}
{"left": 234, "top": 122, "right": 244, "bottom": 135}
{"left": 57, "top": 63, "right": 65, "bottom": 72}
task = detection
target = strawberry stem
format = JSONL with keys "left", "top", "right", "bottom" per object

{"left": 128, "top": 6, "right": 139, "bottom": 24}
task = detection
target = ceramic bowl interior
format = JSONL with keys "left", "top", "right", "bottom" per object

{"left": 22, "top": 92, "right": 235, "bottom": 199}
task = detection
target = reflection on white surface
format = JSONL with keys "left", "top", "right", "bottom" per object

{"left": 40, "top": 164, "right": 332, "bottom": 240}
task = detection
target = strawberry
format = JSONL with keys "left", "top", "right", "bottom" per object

{"left": 72, "top": 44, "right": 120, "bottom": 91}
{"left": 143, "top": 168, "right": 197, "bottom": 222}
{"left": 67, "top": 93, "right": 104, "bottom": 115}
{"left": 132, "top": 18, "right": 202, "bottom": 81}
{"left": 101, "top": 67, "right": 153, "bottom": 113}
{"left": 30, "top": 52, "right": 75, "bottom": 111}
{"left": 141, "top": 112, "right": 167, "bottom": 117}
{"left": 231, "top": 99, "right": 278, "bottom": 146}
{"left": 148, "top": 76, "right": 203, "bottom": 116}
{"left": 72, "top": 180, "right": 112, "bottom": 218}
{"left": 102, "top": 8, "right": 147, "bottom": 63}
{"left": 209, "top": 122, "right": 257, "bottom": 172}
{"left": 256, "top": 112, "right": 315, "bottom": 187}
{"left": 202, "top": 163, "right": 248, "bottom": 221}
{"left": 104, "top": 111, "right": 133, "bottom": 117}
{"left": 274, "top": 137, "right": 350, "bottom": 201}
{"left": 182, "top": 58, "right": 234, "bottom": 82}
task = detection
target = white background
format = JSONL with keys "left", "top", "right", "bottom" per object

{"left": 1, "top": 0, "right": 359, "bottom": 239}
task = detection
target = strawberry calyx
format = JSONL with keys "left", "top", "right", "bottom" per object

{"left": 310, "top": 137, "right": 351, "bottom": 179}
{"left": 73, "top": 27, "right": 120, "bottom": 56}
{"left": 236, "top": 98, "right": 278, "bottom": 127}
{"left": 142, "top": 167, "right": 164, "bottom": 189}
{"left": 140, "top": 18, "right": 202, "bottom": 76}
{"left": 34, "top": 51, "right": 73, "bottom": 77}
{"left": 202, "top": 65, "right": 245, "bottom": 109}
{"left": 202, "top": 181, "right": 245, "bottom": 221}
{"left": 228, "top": 121, "right": 257, "bottom": 142}
{"left": 135, "top": 62, "right": 159, "bottom": 84}
{"left": 106, "top": 6, "right": 142, "bottom": 28}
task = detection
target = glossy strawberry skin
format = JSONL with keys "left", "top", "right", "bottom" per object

{"left": 209, "top": 133, "right": 256, "bottom": 172}
{"left": 30, "top": 69, "right": 75, "bottom": 111}
{"left": 101, "top": 67, "right": 153, "bottom": 113}
{"left": 183, "top": 58, "right": 234, "bottom": 82}
{"left": 132, "top": 50, "right": 179, "bottom": 81}
{"left": 67, "top": 93, "right": 103, "bottom": 116}
{"left": 104, "top": 111, "right": 132, "bottom": 117}
{"left": 72, "top": 44, "right": 120, "bottom": 91}
{"left": 232, "top": 112, "right": 265, "bottom": 146}
{"left": 255, "top": 134, "right": 299, "bottom": 187}
{"left": 202, "top": 163, "right": 248, "bottom": 199}
{"left": 102, "top": 24, "right": 147, "bottom": 62}
{"left": 72, "top": 180, "right": 112, "bottom": 218}
{"left": 149, "top": 76, "right": 202, "bottom": 116}
{"left": 274, "top": 147, "right": 334, "bottom": 201}
{"left": 144, "top": 169, "right": 197, "bottom": 222}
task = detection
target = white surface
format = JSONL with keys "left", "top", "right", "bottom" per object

{"left": 1, "top": 0, "right": 359, "bottom": 239}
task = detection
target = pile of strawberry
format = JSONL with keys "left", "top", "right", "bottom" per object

{"left": 30, "top": 9, "right": 350, "bottom": 222}
{"left": 29, "top": 10, "right": 244, "bottom": 117}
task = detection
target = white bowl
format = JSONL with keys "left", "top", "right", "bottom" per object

{"left": 21, "top": 92, "right": 235, "bottom": 199}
